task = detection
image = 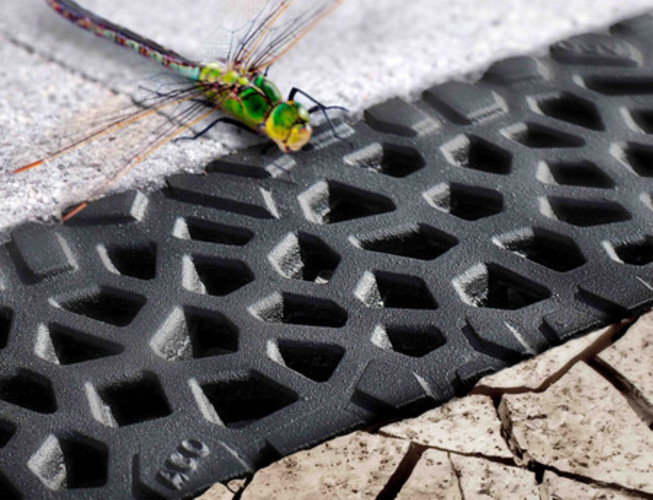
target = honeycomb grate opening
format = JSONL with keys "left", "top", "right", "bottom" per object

{"left": 495, "top": 228, "right": 586, "bottom": 272}
{"left": 104, "top": 244, "right": 157, "bottom": 280}
{"left": 0, "top": 420, "right": 15, "bottom": 449}
{"left": 539, "top": 160, "right": 615, "bottom": 188}
{"left": 96, "top": 374, "right": 171, "bottom": 427}
{"left": 28, "top": 434, "right": 108, "bottom": 491}
{"left": 56, "top": 288, "right": 146, "bottom": 327}
{"left": 0, "top": 371, "right": 57, "bottom": 414}
{"left": 276, "top": 341, "right": 345, "bottom": 382}
{"left": 612, "top": 236, "right": 653, "bottom": 266}
{"left": 504, "top": 122, "right": 585, "bottom": 148}
{"left": 372, "top": 324, "right": 446, "bottom": 357}
{"left": 425, "top": 183, "right": 503, "bottom": 221}
{"left": 268, "top": 233, "right": 340, "bottom": 283}
{"left": 299, "top": 180, "right": 396, "bottom": 224}
{"left": 545, "top": 198, "right": 631, "bottom": 227}
{"left": 536, "top": 93, "right": 604, "bottom": 130}
{"left": 454, "top": 264, "right": 551, "bottom": 310}
{"left": 619, "top": 142, "right": 653, "bottom": 177}
{"left": 354, "top": 224, "right": 458, "bottom": 261}
{"left": 443, "top": 134, "right": 512, "bottom": 174}
{"left": 357, "top": 271, "right": 438, "bottom": 310}
{"left": 584, "top": 76, "right": 653, "bottom": 96}
{"left": 0, "top": 309, "right": 12, "bottom": 350}
{"left": 250, "top": 293, "right": 348, "bottom": 327}
{"left": 344, "top": 143, "right": 426, "bottom": 178}
{"left": 36, "top": 324, "right": 123, "bottom": 365}
{"left": 629, "top": 109, "right": 653, "bottom": 134}
{"left": 174, "top": 218, "right": 254, "bottom": 246}
{"left": 198, "top": 373, "right": 298, "bottom": 428}
{"left": 186, "top": 257, "right": 254, "bottom": 296}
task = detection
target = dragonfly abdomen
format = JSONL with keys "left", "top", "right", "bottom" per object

{"left": 46, "top": 0, "right": 201, "bottom": 80}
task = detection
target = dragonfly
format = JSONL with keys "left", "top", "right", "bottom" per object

{"left": 16, "top": 0, "right": 345, "bottom": 218}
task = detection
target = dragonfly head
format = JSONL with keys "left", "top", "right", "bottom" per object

{"left": 265, "top": 101, "right": 312, "bottom": 152}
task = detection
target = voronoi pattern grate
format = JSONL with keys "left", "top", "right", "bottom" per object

{"left": 1, "top": 16, "right": 653, "bottom": 499}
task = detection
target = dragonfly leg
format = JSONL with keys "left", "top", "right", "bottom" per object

{"left": 173, "top": 117, "right": 255, "bottom": 143}
{"left": 308, "top": 105, "right": 349, "bottom": 114}
{"left": 288, "top": 88, "right": 353, "bottom": 148}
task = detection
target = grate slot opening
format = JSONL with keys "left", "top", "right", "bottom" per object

{"left": 199, "top": 374, "right": 297, "bottom": 428}
{"left": 505, "top": 123, "right": 585, "bottom": 148}
{"left": 360, "top": 272, "right": 438, "bottom": 310}
{"left": 374, "top": 324, "right": 446, "bottom": 357}
{"left": 151, "top": 308, "right": 239, "bottom": 361}
{"left": 178, "top": 218, "right": 253, "bottom": 246}
{"left": 299, "top": 181, "right": 396, "bottom": 224}
{"left": 277, "top": 341, "right": 345, "bottom": 382}
{"left": 28, "top": 434, "right": 108, "bottom": 491}
{"left": 454, "top": 264, "right": 550, "bottom": 310}
{"left": 104, "top": 244, "right": 156, "bottom": 280}
{"left": 613, "top": 237, "right": 653, "bottom": 266}
{"left": 425, "top": 183, "right": 503, "bottom": 221}
{"left": 38, "top": 324, "right": 123, "bottom": 365}
{"left": 0, "top": 472, "right": 19, "bottom": 499}
{"left": 584, "top": 76, "right": 653, "bottom": 96}
{"left": 543, "top": 160, "right": 615, "bottom": 188}
{"left": 355, "top": 224, "right": 458, "bottom": 261}
{"left": 496, "top": 228, "right": 586, "bottom": 272}
{"left": 344, "top": 143, "right": 425, "bottom": 178}
{"left": 0, "top": 371, "right": 56, "bottom": 414}
{"left": 250, "top": 293, "right": 347, "bottom": 327}
{"left": 98, "top": 374, "right": 171, "bottom": 426}
{"left": 0, "top": 309, "right": 12, "bottom": 350}
{"left": 620, "top": 143, "right": 653, "bottom": 177}
{"left": 443, "top": 135, "right": 512, "bottom": 174}
{"left": 57, "top": 288, "right": 145, "bottom": 327}
{"left": 268, "top": 233, "right": 340, "bottom": 283}
{"left": 537, "top": 93, "right": 604, "bottom": 130}
{"left": 191, "top": 258, "right": 254, "bottom": 296}
{"left": 0, "top": 420, "right": 15, "bottom": 448}
{"left": 546, "top": 198, "right": 631, "bottom": 227}
{"left": 185, "top": 309, "right": 239, "bottom": 358}
{"left": 58, "top": 436, "right": 108, "bottom": 489}
{"left": 629, "top": 109, "right": 653, "bottom": 134}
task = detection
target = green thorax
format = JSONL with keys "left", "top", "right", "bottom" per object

{"left": 197, "top": 63, "right": 284, "bottom": 130}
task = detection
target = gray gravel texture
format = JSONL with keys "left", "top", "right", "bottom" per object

{"left": 1, "top": 0, "right": 653, "bottom": 234}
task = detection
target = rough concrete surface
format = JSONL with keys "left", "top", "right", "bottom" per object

{"left": 2, "top": 0, "right": 653, "bottom": 233}
{"left": 450, "top": 453, "right": 539, "bottom": 499}
{"left": 501, "top": 362, "right": 653, "bottom": 494}
{"left": 238, "top": 432, "right": 410, "bottom": 500}
{"left": 205, "top": 311, "right": 653, "bottom": 499}
{"left": 381, "top": 394, "right": 513, "bottom": 460}
{"left": 598, "top": 314, "right": 653, "bottom": 418}
{"left": 395, "top": 449, "right": 461, "bottom": 500}
{"left": 541, "top": 471, "right": 646, "bottom": 500}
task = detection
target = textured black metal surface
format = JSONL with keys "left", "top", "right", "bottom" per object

{"left": 2, "top": 14, "right": 653, "bottom": 499}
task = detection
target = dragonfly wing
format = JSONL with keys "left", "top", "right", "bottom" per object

{"left": 14, "top": 82, "right": 228, "bottom": 216}
{"left": 217, "top": 0, "right": 343, "bottom": 72}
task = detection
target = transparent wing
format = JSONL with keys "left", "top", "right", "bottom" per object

{"left": 14, "top": 82, "right": 224, "bottom": 218}
{"left": 215, "top": 0, "right": 343, "bottom": 72}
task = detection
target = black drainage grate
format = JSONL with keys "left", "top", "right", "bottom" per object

{"left": 1, "top": 14, "right": 653, "bottom": 498}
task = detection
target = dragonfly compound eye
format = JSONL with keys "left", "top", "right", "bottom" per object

{"left": 286, "top": 122, "right": 313, "bottom": 152}
{"left": 266, "top": 102, "right": 313, "bottom": 152}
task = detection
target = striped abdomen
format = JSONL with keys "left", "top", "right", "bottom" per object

{"left": 46, "top": 0, "right": 201, "bottom": 80}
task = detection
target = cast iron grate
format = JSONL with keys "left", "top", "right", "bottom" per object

{"left": 1, "top": 14, "right": 653, "bottom": 498}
